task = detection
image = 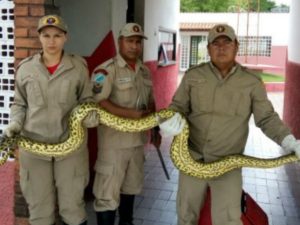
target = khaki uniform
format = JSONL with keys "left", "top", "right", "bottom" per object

{"left": 170, "top": 62, "right": 290, "bottom": 225}
{"left": 11, "top": 52, "right": 93, "bottom": 225}
{"left": 92, "top": 54, "right": 154, "bottom": 211}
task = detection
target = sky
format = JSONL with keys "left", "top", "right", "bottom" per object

{"left": 273, "top": 0, "right": 290, "bottom": 6}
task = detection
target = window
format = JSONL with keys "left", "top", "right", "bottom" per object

{"left": 238, "top": 36, "right": 272, "bottom": 57}
{"left": 189, "top": 35, "right": 209, "bottom": 67}
{"left": 158, "top": 27, "right": 176, "bottom": 66}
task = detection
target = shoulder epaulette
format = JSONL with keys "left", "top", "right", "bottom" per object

{"left": 70, "top": 54, "right": 87, "bottom": 67}
{"left": 241, "top": 66, "right": 262, "bottom": 81}
{"left": 186, "top": 62, "right": 206, "bottom": 73}
{"left": 140, "top": 64, "right": 150, "bottom": 72}
{"left": 17, "top": 56, "right": 34, "bottom": 68}
{"left": 101, "top": 58, "right": 114, "bottom": 68}
{"left": 92, "top": 58, "right": 114, "bottom": 74}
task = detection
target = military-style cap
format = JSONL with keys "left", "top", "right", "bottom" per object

{"left": 37, "top": 15, "right": 68, "bottom": 33}
{"left": 119, "top": 23, "right": 147, "bottom": 39}
{"left": 208, "top": 24, "right": 237, "bottom": 43}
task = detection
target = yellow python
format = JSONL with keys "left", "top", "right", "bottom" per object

{"left": 0, "top": 102, "right": 299, "bottom": 179}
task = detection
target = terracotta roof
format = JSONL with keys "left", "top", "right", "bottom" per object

{"left": 180, "top": 22, "right": 218, "bottom": 31}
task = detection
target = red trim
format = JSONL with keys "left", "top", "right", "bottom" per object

{"left": 84, "top": 30, "right": 117, "bottom": 74}
{"left": 283, "top": 60, "right": 300, "bottom": 138}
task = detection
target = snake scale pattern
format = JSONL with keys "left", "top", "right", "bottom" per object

{"left": 0, "top": 102, "right": 299, "bottom": 179}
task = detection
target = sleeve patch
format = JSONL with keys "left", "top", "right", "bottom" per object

{"left": 94, "top": 73, "right": 106, "bottom": 84}
{"left": 92, "top": 72, "right": 107, "bottom": 94}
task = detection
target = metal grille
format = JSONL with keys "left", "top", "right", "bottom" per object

{"left": 0, "top": 0, "right": 15, "bottom": 160}
{"left": 238, "top": 36, "right": 272, "bottom": 57}
{"left": 179, "top": 35, "right": 190, "bottom": 71}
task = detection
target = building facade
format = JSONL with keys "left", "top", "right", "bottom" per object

{"left": 179, "top": 12, "right": 289, "bottom": 75}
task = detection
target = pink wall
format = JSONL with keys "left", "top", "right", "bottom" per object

{"left": 236, "top": 46, "right": 287, "bottom": 75}
{"left": 283, "top": 61, "right": 300, "bottom": 138}
{"left": 145, "top": 61, "right": 179, "bottom": 110}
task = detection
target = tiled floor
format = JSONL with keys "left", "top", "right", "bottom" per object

{"left": 86, "top": 92, "right": 300, "bottom": 225}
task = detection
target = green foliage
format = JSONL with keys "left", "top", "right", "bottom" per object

{"left": 259, "top": 72, "right": 285, "bottom": 82}
{"left": 180, "top": 0, "right": 277, "bottom": 12}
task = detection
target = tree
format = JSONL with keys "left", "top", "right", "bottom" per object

{"left": 180, "top": 0, "right": 277, "bottom": 12}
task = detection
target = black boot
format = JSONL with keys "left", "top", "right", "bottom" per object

{"left": 96, "top": 210, "right": 116, "bottom": 225}
{"left": 118, "top": 194, "right": 135, "bottom": 225}
{"left": 62, "top": 220, "right": 87, "bottom": 225}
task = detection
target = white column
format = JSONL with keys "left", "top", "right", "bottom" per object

{"left": 288, "top": 0, "right": 300, "bottom": 63}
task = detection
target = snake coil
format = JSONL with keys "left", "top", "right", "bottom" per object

{"left": 0, "top": 102, "right": 298, "bottom": 179}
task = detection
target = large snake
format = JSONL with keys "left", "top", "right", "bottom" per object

{"left": 0, "top": 102, "right": 298, "bottom": 179}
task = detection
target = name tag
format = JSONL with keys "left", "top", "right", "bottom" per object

{"left": 117, "top": 77, "right": 132, "bottom": 84}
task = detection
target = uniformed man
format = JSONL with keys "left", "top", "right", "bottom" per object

{"left": 91, "top": 23, "right": 160, "bottom": 225}
{"left": 159, "top": 24, "right": 300, "bottom": 225}
{"left": 4, "top": 15, "right": 99, "bottom": 225}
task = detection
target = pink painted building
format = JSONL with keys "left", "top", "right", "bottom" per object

{"left": 179, "top": 12, "right": 289, "bottom": 76}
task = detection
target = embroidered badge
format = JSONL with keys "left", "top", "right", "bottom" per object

{"left": 132, "top": 25, "right": 140, "bottom": 32}
{"left": 92, "top": 69, "right": 107, "bottom": 93}
{"left": 94, "top": 73, "right": 105, "bottom": 84}
{"left": 46, "top": 17, "right": 57, "bottom": 25}
{"left": 216, "top": 25, "right": 225, "bottom": 33}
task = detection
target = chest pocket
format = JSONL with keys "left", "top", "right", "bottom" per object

{"left": 231, "top": 91, "right": 251, "bottom": 116}
{"left": 25, "top": 79, "right": 44, "bottom": 106}
{"left": 115, "top": 81, "right": 135, "bottom": 105}
{"left": 188, "top": 79, "right": 211, "bottom": 113}
{"left": 215, "top": 87, "right": 251, "bottom": 117}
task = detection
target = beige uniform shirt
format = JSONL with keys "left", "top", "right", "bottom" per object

{"left": 170, "top": 62, "right": 290, "bottom": 162}
{"left": 92, "top": 54, "right": 154, "bottom": 149}
{"left": 11, "top": 52, "right": 94, "bottom": 160}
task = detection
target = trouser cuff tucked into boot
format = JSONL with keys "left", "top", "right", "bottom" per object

{"left": 62, "top": 220, "right": 87, "bottom": 225}
{"left": 96, "top": 210, "right": 116, "bottom": 225}
{"left": 118, "top": 194, "right": 135, "bottom": 225}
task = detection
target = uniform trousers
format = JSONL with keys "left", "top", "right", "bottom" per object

{"left": 93, "top": 146, "right": 144, "bottom": 211}
{"left": 177, "top": 169, "right": 243, "bottom": 225}
{"left": 19, "top": 149, "right": 89, "bottom": 225}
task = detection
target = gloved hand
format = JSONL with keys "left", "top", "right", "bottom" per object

{"left": 281, "top": 134, "right": 300, "bottom": 158}
{"left": 158, "top": 112, "right": 185, "bottom": 137}
{"left": 4, "top": 121, "right": 22, "bottom": 138}
{"left": 82, "top": 111, "right": 100, "bottom": 128}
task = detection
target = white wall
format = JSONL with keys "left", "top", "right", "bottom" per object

{"left": 59, "top": 0, "right": 111, "bottom": 56}
{"left": 56, "top": 0, "right": 143, "bottom": 56}
{"left": 288, "top": 0, "right": 300, "bottom": 63}
{"left": 59, "top": 0, "right": 181, "bottom": 62}
{"left": 59, "top": 0, "right": 127, "bottom": 56}
{"left": 180, "top": 12, "right": 290, "bottom": 46}
{"left": 111, "top": 0, "right": 127, "bottom": 46}
{"left": 144, "top": 0, "right": 180, "bottom": 62}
